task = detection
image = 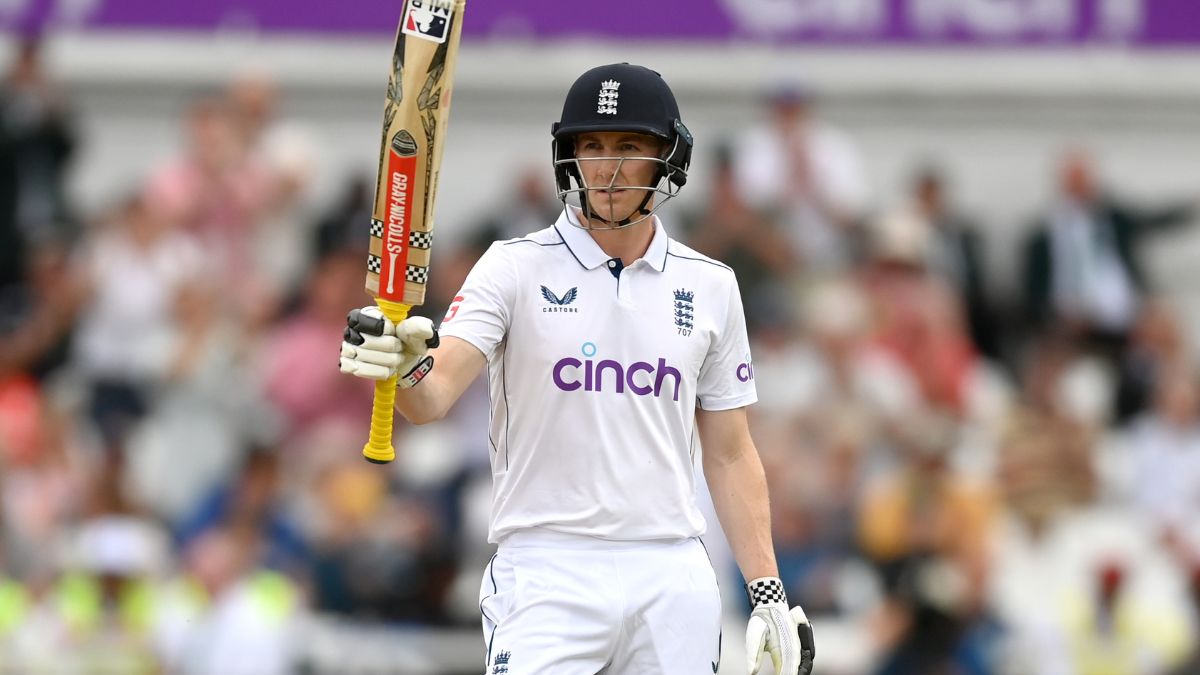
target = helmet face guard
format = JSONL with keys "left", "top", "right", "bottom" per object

{"left": 552, "top": 129, "right": 690, "bottom": 229}
{"left": 551, "top": 64, "right": 693, "bottom": 230}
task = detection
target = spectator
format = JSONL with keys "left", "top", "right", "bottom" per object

{"left": 259, "top": 250, "right": 373, "bottom": 440}
{"left": 857, "top": 412, "right": 1000, "bottom": 675}
{"left": 226, "top": 71, "right": 319, "bottom": 302}
{"left": 72, "top": 190, "right": 206, "bottom": 445}
{"left": 0, "top": 376, "right": 84, "bottom": 581}
{"left": 25, "top": 455, "right": 172, "bottom": 673}
{"left": 226, "top": 72, "right": 283, "bottom": 161}
{"left": 1127, "top": 368, "right": 1200, "bottom": 563}
{"left": 305, "top": 446, "right": 458, "bottom": 623}
{"left": 1017, "top": 331, "right": 1115, "bottom": 430}
{"left": 770, "top": 407, "right": 869, "bottom": 616}
{"left": 175, "top": 447, "right": 309, "bottom": 575}
{"left": 313, "top": 172, "right": 372, "bottom": 261}
{"left": 861, "top": 212, "right": 1000, "bottom": 420}
{"left": 0, "top": 76, "right": 17, "bottom": 290}
{"left": 160, "top": 526, "right": 302, "bottom": 675}
{"left": 145, "top": 97, "right": 280, "bottom": 326}
{"left": 683, "top": 142, "right": 798, "bottom": 331}
{"left": 1115, "top": 299, "right": 1191, "bottom": 423}
{"left": 1062, "top": 558, "right": 1192, "bottom": 674}
{"left": 997, "top": 407, "right": 1096, "bottom": 539}
{"left": 124, "top": 279, "right": 263, "bottom": 524}
{"left": 906, "top": 165, "right": 1002, "bottom": 360}
{"left": 1021, "top": 148, "right": 1197, "bottom": 355}
{"left": 780, "top": 278, "right": 922, "bottom": 443}
{"left": 0, "top": 38, "right": 77, "bottom": 289}
{"left": 0, "top": 242, "right": 82, "bottom": 381}
{"left": 732, "top": 82, "right": 869, "bottom": 275}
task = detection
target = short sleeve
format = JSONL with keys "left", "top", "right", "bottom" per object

{"left": 696, "top": 275, "right": 757, "bottom": 410}
{"left": 437, "top": 242, "right": 514, "bottom": 359}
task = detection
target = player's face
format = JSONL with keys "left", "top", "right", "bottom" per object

{"left": 574, "top": 132, "right": 664, "bottom": 222}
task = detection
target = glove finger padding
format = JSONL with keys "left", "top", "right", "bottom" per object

{"left": 397, "top": 316, "right": 437, "bottom": 353}
{"left": 338, "top": 356, "right": 393, "bottom": 381}
{"left": 748, "top": 605, "right": 799, "bottom": 674}
{"left": 745, "top": 614, "right": 770, "bottom": 674}
{"left": 340, "top": 338, "right": 404, "bottom": 368}
{"left": 358, "top": 333, "right": 406, "bottom": 358}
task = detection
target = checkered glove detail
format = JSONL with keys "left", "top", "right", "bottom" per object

{"left": 747, "top": 578, "right": 787, "bottom": 607}
{"left": 745, "top": 576, "right": 815, "bottom": 675}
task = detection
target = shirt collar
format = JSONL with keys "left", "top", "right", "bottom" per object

{"left": 553, "top": 208, "right": 669, "bottom": 273}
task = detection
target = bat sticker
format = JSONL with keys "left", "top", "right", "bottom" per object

{"left": 402, "top": 0, "right": 454, "bottom": 43}
{"left": 380, "top": 130, "right": 419, "bottom": 296}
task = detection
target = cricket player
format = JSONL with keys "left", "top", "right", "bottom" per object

{"left": 340, "top": 63, "right": 815, "bottom": 675}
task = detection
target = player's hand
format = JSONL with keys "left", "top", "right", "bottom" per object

{"left": 745, "top": 577, "right": 815, "bottom": 675}
{"left": 339, "top": 307, "right": 439, "bottom": 388}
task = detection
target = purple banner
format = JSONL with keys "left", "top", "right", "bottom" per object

{"left": 4, "top": 0, "right": 1199, "bottom": 46}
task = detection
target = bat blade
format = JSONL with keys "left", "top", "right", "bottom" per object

{"left": 362, "top": 0, "right": 466, "bottom": 464}
{"left": 366, "top": 0, "right": 464, "bottom": 307}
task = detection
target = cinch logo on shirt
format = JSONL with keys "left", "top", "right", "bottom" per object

{"left": 736, "top": 361, "right": 754, "bottom": 382}
{"left": 736, "top": 353, "right": 755, "bottom": 382}
{"left": 552, "top": 342, "right": 681, "bottom": 401}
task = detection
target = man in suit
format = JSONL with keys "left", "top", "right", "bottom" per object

{"left": 1022, "top": 149, "right": 1196, "bottom": 351}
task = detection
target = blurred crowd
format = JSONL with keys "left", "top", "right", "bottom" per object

{"left": 2, "top": 38, "right": 1200, "bottom": 674}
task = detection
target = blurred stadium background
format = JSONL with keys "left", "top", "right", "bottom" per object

{"left": 3, "top": 1, "right": 1200, "bottom": 673}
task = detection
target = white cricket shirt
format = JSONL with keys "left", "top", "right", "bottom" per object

{"left": 439, "top": 209, "right": 757, "bottom": 543}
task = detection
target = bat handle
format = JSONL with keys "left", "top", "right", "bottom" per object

{"left": 362, "top": 299, "right": 412, "bottom": 464}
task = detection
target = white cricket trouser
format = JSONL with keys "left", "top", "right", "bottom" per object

{"left": 478, "top": 530, "right": 722, "bottom": 674}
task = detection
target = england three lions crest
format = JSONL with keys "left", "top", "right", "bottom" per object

{"left": 674, "top": 288, "right": 694, "bottom": 336}
{"left": 597, "top": 79, "right": 620, "bottom": 115}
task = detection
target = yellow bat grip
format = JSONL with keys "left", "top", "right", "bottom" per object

{"left": 362, "top": 298, "right": 412, "bottom": 464}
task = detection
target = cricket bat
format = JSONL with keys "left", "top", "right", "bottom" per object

{"left": 362, "top": 0, "right": 466, "bottom": 464}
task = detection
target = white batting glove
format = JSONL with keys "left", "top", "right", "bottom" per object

{"left": 745, "top": 577, "right": 815, "bottom": 675}
{"left": 339, "top": 307, "right": 438, "bottom": 388}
